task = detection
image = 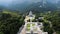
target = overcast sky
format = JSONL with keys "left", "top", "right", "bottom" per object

{"left": 0, "top": 0, "right": 59, "bottom": 6}
{"left": 0, "top": 0, "right": 59, "bottom": 3}
{"left": 0, "top": 0, "right": 41, "bottom": 3}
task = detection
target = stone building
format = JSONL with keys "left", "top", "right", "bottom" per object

{"left": 17, "top": 11, "right": 48, "bottom": 34}
{"left": 24, "top": 11, "right": 48, "bottom": 34}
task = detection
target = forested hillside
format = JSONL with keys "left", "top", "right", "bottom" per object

{"left": 0, "top": 9, "right": 60, "bottom": 34}
{"left": 0, "top": 0, "right": 60, "bottom": 34}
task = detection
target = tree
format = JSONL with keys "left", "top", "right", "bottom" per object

{"left": 42, "top": 11, "right": 60, "bottom": 34}
{"left": 0, "top": 10, "right": 24, "bottom": 34}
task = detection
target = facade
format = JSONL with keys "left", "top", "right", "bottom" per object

{"left": 24, "top": 11, "right": 48, "bottom": 34}
{"left": 17, "top": 11, "right": 48, "bottom": 34}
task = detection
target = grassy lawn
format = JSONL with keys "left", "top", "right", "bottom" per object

{"left": 26, "top": 24, "right": 30, "bottom": 31}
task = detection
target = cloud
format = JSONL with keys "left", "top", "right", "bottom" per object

{"left": 24, "top": 0, "right": 41, "bottom": 3}
{"left": 0, "top": 0, "right": 13, "bottom": 3}
{"left": 0, "top": 0, "right": 59, "bottom": 6}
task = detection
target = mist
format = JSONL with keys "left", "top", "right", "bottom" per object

{"left": 0, "top": 0, "right": 59, "bottom": 6}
